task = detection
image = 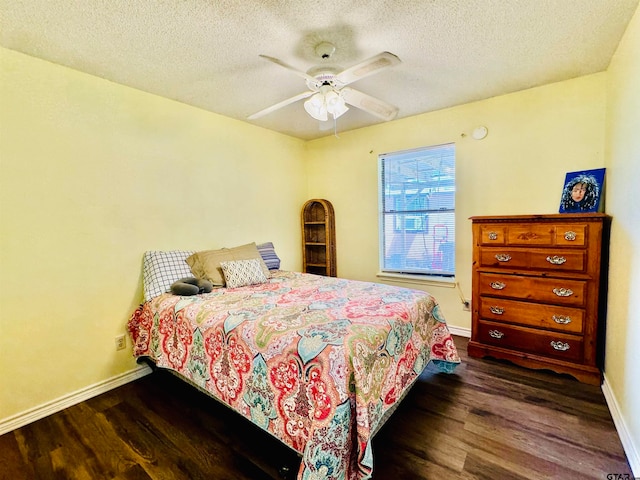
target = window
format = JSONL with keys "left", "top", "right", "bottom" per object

{"left": 379, "top": 143, "right": 455, "bottom": 276}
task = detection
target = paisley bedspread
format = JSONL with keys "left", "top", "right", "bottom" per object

{"left": 127, "top": 271, "right": 460, "bottom": 479}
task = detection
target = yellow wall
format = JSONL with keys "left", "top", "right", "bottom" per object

{"left": 604, "top": 4, "right": 640, "bottom": 467}
{"left": 0, "top": 47, "right": 307, "bottom": 419}
{"left": 305, "top": 73, "right": 606, "bottom": 328}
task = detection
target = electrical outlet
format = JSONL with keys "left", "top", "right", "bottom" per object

{"left": 462, "top": 301, "right": 470, "bottom": 312}
{"left": 115, "top": 334, "right": 126, "bottom": 351}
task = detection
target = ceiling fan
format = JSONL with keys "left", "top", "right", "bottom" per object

{"left": 248, "top": 43, "right": 401, "bottom": 122}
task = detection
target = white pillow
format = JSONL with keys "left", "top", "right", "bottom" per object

{"left": 143, "top": 250, "right": 195, "bottom": 302}
{"left": 220, "top": 258, "right": 268, "bottom": 288}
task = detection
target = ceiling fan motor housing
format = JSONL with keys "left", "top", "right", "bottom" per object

{"left": 305, "top": 71, "right": 341, "bottom": 90}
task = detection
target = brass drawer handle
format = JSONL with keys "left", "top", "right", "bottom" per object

{"left": 490, "top": 306, "right": 504, "bottom": 315}
{"left": 550, "top": 341, "right": 570, "bottom": 351}
{"left": 488, "top": 231, "right": 498, "bottom": 240}
{"left": 553, "top": 287, "right": 573, "bottom": 297}
{"left": 495, "top": 253, "right": 511, "bottom": 262}
{"left": 489, "top": 329, "right": 504, "bottom": 339}
{"left": 490, "top": 281, "right": 506, "bottom": 290}
{"left": 564, "top": 231, "right": 577, "bottom": 241}
{"left": 552, "top": 315, "right": 572, "bottom": 325}
{"left": 546, "top": 255, "right": 567, "bottom": 265}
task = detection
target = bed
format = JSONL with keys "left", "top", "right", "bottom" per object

{"left": 127, "top": 245, "right": 460, "bottom": 480}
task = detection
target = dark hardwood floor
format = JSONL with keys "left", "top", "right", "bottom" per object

{"left": 0, "top": 336, "right": 632, "bottom": 479}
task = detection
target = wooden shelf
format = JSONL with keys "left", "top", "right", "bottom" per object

{"left": 302, "top": 199, "right": 336, "bottom": 277}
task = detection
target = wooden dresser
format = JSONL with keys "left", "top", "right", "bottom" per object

{"left": 468, "top": 214, "right": 610, "bottom": 385}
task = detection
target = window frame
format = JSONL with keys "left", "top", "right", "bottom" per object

{"left": 378, "top": 143, "right": 456, "bottom": 279}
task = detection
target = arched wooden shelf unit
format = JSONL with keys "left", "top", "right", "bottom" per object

{"left": 301, "top": 199, "right": 336, "bottom": 277}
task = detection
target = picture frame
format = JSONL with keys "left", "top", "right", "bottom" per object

{"left": 559, "top": 168, "right": 605, "bottom": 213}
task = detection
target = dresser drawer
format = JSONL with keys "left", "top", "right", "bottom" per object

{"left": 478, "top": 320, "right": 583, "bottom": 362}
{"left": 507, "top": 224, "right": 555, "bottom": 246}
{"left": 479, "top": 223, "right": 588, "bottom": 248}
{"left": 479, "top": 248, "right": 587, "bottom": 273}
{"left": 478, "top": 297, "right": 584, "bottom": 334}
{"left": 529, "top": 249, "right": 586, "bottom": 272}
{"left": 479, "top": 225, "right": 507, "bottom": 245}
{"left": 554, "top": 224, "right": 587, "bottom": 246}
{"left": 479, "top": 248, "right": 529, "bottom": 268}
{"left": 478, "top": 272, "right": 587, "bottom": 307}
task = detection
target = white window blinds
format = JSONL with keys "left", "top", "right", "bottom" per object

{"left": 379, "top": 143, "right": 456, "bottom": 276}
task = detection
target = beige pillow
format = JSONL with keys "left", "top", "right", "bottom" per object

{"left": 186, "top": 242, "right": 269, "bottom": 286}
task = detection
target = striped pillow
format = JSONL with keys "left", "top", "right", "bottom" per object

{"left": 257, "top": 242, "right": 281, "bottom": 270}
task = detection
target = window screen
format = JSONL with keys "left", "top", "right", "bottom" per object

{"left": 379, "top": 143, "right": 455, "bottom": 276}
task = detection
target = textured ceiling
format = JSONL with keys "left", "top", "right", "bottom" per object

{"left": 1, "top": 0, "right": 638, "bottom": 140}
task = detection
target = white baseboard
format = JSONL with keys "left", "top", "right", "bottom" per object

{"left": 0, "top": 364, "right": 152, "bottom": 436}
{"left": 448, "top": 325, "right": 471, "bottom": 338}
{"left": 602, "top": 372, "right": 640, "bottom": 477}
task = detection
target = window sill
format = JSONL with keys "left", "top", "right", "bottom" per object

{"left": 376, "top": 272, "right": 456, "bottom": 288}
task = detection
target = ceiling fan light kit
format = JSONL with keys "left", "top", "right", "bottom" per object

{"left": 249, "top": 45, "right": 401, "bottom": 125}
{"left": 304, "top": 85, "right": 349, "bottom": 121}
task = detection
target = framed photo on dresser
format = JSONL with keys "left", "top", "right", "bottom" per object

{"left": 559, "top": 168, "right": 605, "bottom": 213}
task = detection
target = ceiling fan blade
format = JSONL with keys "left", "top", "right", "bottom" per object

{"left": 341, "top": 87, "right": 399, "bottom": 121}
{"left": 334, "top": 52, "right": 401, "bottom": 86}
{"left": 259, "top": 55, "right": 321, "bottom": 86}
{"left": 247, "top": 91, "right": 315, "bottom": 120}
